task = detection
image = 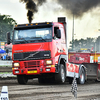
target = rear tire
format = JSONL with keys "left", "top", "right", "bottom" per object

{"left": 77, "top": 67, "right": 85, "bottom": 84}
{"left": 17, "top": 75, "right": 28, "bottom": 85}
{"left": 55, "top": 64, "right": 66, "bottom": 83}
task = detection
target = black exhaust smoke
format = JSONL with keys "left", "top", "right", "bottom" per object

{"left": 57, "top": 0, "right": 100, "bottom": 18}
{"left": 19, "top": 0, "right": 100, "bottom": 23}
{"left": 19, "top": 0, "right": 46, "bottom": 23}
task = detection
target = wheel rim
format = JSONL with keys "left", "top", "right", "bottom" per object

{"left": 80, "top": 72, "right": 84, "bottom": 83}
{"left": 61, "top": 68, "right": 65, "bottom": 82}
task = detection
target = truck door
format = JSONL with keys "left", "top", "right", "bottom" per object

{"left": 54, "top": 26, "right": 61, "bottom": 55}
{"left": 59, "top": 26, "right": 66, "bottom": 55}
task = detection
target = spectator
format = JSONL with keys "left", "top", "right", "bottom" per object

{"left": 2, "top": 54, "right": 6, "bottom": 60}
{"left": 6, "top": 53, "right": 11, "bottom": 60}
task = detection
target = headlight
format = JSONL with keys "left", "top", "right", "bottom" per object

{"left": 14, "top": 63, "right": 19, "bottom": 67}
{"left": 46, "top": 60, "right": 52, "bottom": 65}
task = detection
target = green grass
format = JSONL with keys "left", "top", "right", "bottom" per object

{"left": 0, "top": 65, "right": 12, "bottom": 67}
{"left": 0, "top": 72, "right": 12, "bottom": 74}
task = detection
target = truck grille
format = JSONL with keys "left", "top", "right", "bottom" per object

{"left": 24, "top": 61, "right": 40, "bottom": 68}
{"left": 13, "top": 51, "right": 51, "bottom": 61}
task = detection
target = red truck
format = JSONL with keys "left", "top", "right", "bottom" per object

{"left": 7, "top": 17, "right": 86, "bottom": 84}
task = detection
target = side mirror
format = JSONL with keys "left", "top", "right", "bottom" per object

{"left": 56, "top": 29, "right": 61, "bottom": 39}
{"left": 7, "top": 32, "right": 11, "bottom": 44}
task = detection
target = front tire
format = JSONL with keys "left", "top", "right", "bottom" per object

{"left": 55, "top": 64, "right": 66, "bottom": 83}
{"left": 17, "top": 75, "right": 28, "bottom": 85}
{"left": 77, "top": 67, "right": 85, "bottom": 84}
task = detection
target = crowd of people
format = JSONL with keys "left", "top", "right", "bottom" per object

{"left": 0, "top": 53, "right": 12, "bottom": 60}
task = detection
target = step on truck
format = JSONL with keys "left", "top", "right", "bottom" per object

{"left": 7, "top": 17, "right": 87, "bottom": 84}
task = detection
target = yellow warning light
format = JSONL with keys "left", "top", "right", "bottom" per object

{"left": 26, "top": 24, "right": 28, "bottom": 26}
{"left": 47, "top": 22, "right": 49, "bottom": 24}
{"left": 36, "top": 23, "right": 38, "bottom": 25}
{"left": 31, "top": 24, "right": 33, "bottom": 25}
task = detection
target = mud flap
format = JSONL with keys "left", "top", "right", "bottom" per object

{"left": 97, "top": 64, "right": 100, "bottom": 81}
{"left": 83, "top": 63, "right": 98, "bottom": 80}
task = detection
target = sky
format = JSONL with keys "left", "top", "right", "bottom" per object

{"left": 0, "top": 0, "right": 100, "bottom": 47}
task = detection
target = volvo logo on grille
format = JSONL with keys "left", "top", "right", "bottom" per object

{"left": 24, "top": 51, "right": 40, "bottom": 60}
{"left": 29, "top": 54, "right": 35, "bottom": 57}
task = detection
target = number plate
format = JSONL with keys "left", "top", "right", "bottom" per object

{"left": 27, "top": 70, "right": 37, "bottom": 74}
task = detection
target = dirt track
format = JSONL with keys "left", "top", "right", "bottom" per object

{"left": 0, "top": 78, "right": 100, "bottom": 100}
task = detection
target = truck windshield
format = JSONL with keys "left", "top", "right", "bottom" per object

{"left": 13, "top": 27, "right": 52, "bottom": 44}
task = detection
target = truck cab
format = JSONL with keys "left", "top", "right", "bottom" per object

{"left": 7, "top": 18, "right": 69, "bottom": 84}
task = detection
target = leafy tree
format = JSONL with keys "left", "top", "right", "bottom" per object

{"left": 96, "top": 36, "right": 100, "bottom": 52}
{"left": 0, "top": 14, "right": 17, "bottom": 41}
{"left": 69, "top": 37, "right": 96, "bottom": 52}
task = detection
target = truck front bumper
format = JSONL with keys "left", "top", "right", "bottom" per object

{"left": 12, "top": 66, "right": 56, "bottom": 75}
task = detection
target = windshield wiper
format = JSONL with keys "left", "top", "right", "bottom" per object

{"left": 14, "top": 40, "right": 23, "bottom": 44}
{"left": 19, "top": 38, "right": 29, "bottom": 43}
{"left": 14, "top": 38, "right": 29, "bottom": 44}
{"left": 36, "top": 37, "right": 46, "bottom": 42}
{"left": 14, "top": 37, "right": 46, "bottom": 44}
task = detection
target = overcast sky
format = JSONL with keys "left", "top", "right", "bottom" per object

{"left": 0, "top": 0, "right": 100, "bottom": 46}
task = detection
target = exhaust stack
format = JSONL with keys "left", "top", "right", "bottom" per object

{"left": 58, "top": 17, "right": 66, "bottom": 40}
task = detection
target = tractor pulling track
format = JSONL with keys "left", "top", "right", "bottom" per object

{"left": 0, "top": 61, "right": 100, "bottom": 100}
{"left": 0, "top": 78, "right": 100, "bottom": 100}
{"left": 0, "top": 67, "right": 12, "bottom": 72}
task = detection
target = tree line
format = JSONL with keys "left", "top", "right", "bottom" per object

{"left": 0, "top": 14, "right": 17, "bottom": 41}
{"left": 69, "top": 37, "right": 100, "bottom": 52}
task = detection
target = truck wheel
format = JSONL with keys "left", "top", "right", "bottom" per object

{"left": 17, "top": 75, "right": 28, "bottom": 85}
{"left": 77, "top": 67, "right": 85, "bottom": 84}
{"left": 55, "top": 64, "right": 66, "bottom": 83}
